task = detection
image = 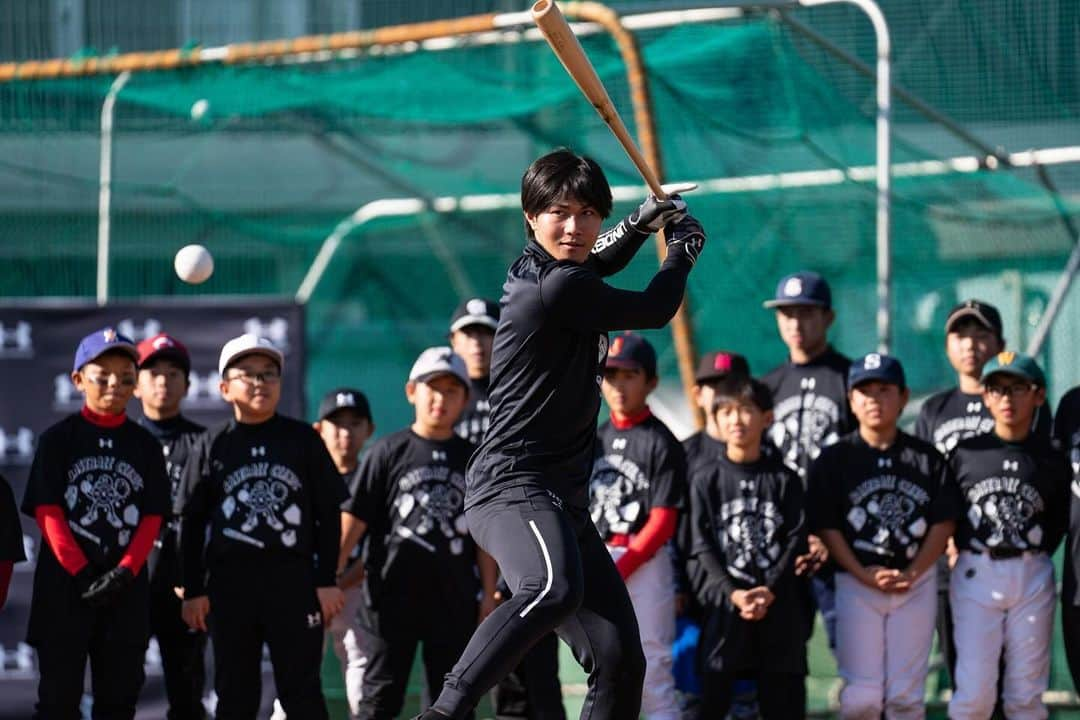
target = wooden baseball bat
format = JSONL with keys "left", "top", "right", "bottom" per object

{"left": 532, "top": 0, "right": 667, "bottom": 200}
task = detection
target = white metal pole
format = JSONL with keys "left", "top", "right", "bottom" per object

{"left": 799, "top": 0, "right": 891, "bottom": 352}
{"left": 97, "top": 70, "right": 131, "bottom": 306}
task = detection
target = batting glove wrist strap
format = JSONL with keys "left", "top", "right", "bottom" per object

{"left": 629, "top": 194, "right": 688, "bottom": 234}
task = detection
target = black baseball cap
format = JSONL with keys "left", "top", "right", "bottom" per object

{"left": 763, "top": 271, "right": 832, "bottom": 310}
{"left": 318, "top": 388, "right": 372, "bottom": 422}
{"left": 605, "top": 332, "right": 657, "bottom": 378}
{"left": 450, "top": 297, "right": 500, "bottom": 333}
{"left": 945, "top": 299, "right": 1003, "bottom": 338}
{"left": 848, "top": 352, "right": 906, "bottom": 389}
{"left": 694, "top": 350, "right": 750, "bottom": 384}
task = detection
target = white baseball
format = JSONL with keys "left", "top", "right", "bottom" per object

{"left": 174, "top": 244, "right": 214, "bottom": 284}
{"left": 190, "top": 98, "right": 210, "bottom": 121}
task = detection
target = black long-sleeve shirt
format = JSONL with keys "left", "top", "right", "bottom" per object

{"left": 466, "top": 235, "right": 693, "bottom": 512}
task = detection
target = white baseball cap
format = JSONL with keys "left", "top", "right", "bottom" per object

{"left": 408, "top": 346, "right": 469, "bottom": 388}
{"left": 218, "top": 333, "right": 285, "bottom": 376}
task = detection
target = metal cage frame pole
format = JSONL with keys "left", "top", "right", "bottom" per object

{"left": 96, "top": 70, "right": 131, "bottom": 307}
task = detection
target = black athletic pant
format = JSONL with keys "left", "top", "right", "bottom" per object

{"left": 434, "top": 485, "right": 646, "bottom": 720}
{"left": 493, "top": 633, "right": 566, "bottom": 720}
{"left": 1063, "top": 602, "right": 1080, "bottom": 695}
{"left": 701, "top": 671, "right": 805, "bottom": 719}
{"left": 207, "top": 558, "right": 327, "bottom": 720}
{"left": 149, "top": 577, "right": 207, "bottom": 719}
{"left": 30, "top": 568, "right": 149, "bottom": 720}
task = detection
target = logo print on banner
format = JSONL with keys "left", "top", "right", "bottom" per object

{"left": 244, "top": 317, "right": 289, "bottom": 351}
{"left": 0, "top": 322, "right": 33, "bottom": 358}
{"left": 53, "top": 374, "right": 81, "bottom": 411}
{"left": 186, "top": 370, "right": 226, "bottom": 409}
{"left": 117, "top": 318, "right": 162, "bottom": 342}
{"left": 0, "top": 427, "right": 34, "bottom": 466}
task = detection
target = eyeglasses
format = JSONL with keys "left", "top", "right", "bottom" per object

{"left": 82, "top": 372, "right": 136, "bottom": 388}
{"left": 985, "top": 383, "right": 1035, "bottom": 399}
{"left": 227, "top": 370, "right": 281, "bottom": 385}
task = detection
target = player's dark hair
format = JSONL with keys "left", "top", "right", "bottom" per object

{"left": 521, "top": 149, "right": 613, "bottom": 240}
{"left": 711, "top": 375, "right": 773, "bottom": 413}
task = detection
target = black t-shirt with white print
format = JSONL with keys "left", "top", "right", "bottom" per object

{"left": 137, "top": 414, "right": 205, "bottom": 584}
{"left": 809, "top": 431, "right": 955, "bottom": 570}
{"left": 762, "top": 348, "right": 854, "bottom": 480}
{"left": 1053, "top": 388, "right": 1080, "bottom": 605}
{"left": 178, "top": 414, "right": 346, "bottom": 595}
{"left": 948, "top": 432, "right": 1069, "bottom": 556}
{"left": 349, "top": 428, "right": 477, "bottom": 601}
{"left": 1054, "top": 386, "right": 1080, "bottom": 480}
{"left": 916, "top": 388, "right": 1053, "bottom": 455}
{"left": 1, "top": 474, "right": 26, "bottom": 562}
{"left": 589, "top": 413, "right": 686, "bottom": 541}
{"left": 21, "top": 413, "right": 170, "bottom": 571}
{"left": 454, "top": 376, "right": 491, "bottom": 446}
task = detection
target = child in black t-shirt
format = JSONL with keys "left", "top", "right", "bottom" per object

{"left": 690, "top": 374, "right": 807, "bottom": 719}
{"left": 342, "top": 347, "right": 498, "bottom": 720}
{"left": 178, "top": 334, "right": 347, "bottom": 719}
{"left": 21, "top": 327, "right": 169, "bottom": 718}
{"left": 1058, "top": 384, "right": 1080, "bottom": 694}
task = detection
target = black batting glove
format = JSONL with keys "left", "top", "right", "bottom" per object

{"left": 628, "top": 194, "right": 688, "bottom": 234}
{"left": 665, "top": 214, "right": 706, "bottom": 265}
{"left": 81, "top": 566, "right": 135, "bottom": 608}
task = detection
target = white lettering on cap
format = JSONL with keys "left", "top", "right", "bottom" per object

{"left": 864, "top": 353, "right": 881, "bottom": 369}
{"left": 336, "top": 392, "right": 355, "bottom": 407}
{"left": 783, "top": 277, "right": 803, "bottom": 297}
{"left": 467, "top": 298, "right": 487, "bottom": 316}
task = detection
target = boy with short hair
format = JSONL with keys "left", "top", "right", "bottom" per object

{"left": 315, "top": 387, "right": 375, "bottom": 720}
{"left": 589, "top": 331, "right": 685, "bottom": 720}
{"left": 178, "top": 334, "right": 347, "bottom": 719}
{"left": 947, "top": 352, "right": 1070, "bottom": 720}
{"left": 683, "top": 350, "right": 751, "bottom": 467}
{"left": 449, "top": 297, "right": 499, "bottom": 446}
{"left": 21, "top": 327, "right": 169, "bottom": 718}
{"left": 810, "top": 353, "right": 955, "bottom": 719}
{"left": 343, "top": 347, "right": 498, "bottom": 720}
{"left": 689, "top": 374, "right": 807, "bottom": 718}
{"left": 134, "top": 332, "right": 209, "bottom": 720}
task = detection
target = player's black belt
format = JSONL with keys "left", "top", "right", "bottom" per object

{"left": 974, "top": 547, "right": 1027, "bottom": 560}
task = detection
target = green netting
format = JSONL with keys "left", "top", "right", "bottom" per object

{"left": 1, "top": 5, "right": 1079, "bottom": 709}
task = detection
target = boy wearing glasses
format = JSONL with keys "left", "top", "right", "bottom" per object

{"left": 947, "top": 352, "right": 1070, "bottom": 720}
{"left": 178, "top": 333, "right": 347, "bottom": 719}
{"left": 21, "top": 327, "right": 169, "bottom": 718}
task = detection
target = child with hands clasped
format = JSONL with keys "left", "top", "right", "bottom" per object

{"left": 689, "top": 375, "right": 808, "bottom": 719}
{"left": 178, "top": 334, "right": 347, "bottom": 719}
{"left": 809, "top": 353, "right": 955, "bottom": 720}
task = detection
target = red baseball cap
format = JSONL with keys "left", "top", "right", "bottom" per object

{"left": 137, "top": 333, "right": 191, "bottom": 374}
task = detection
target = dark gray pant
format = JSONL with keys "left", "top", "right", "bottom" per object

{"left": 434, "top": 486, "right": 645, "bottom": 720}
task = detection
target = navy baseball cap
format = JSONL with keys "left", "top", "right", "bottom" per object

{"left": 694, "top": 350, "right": 750, "bottom": 384}
{"left": 763, "top": 271, "right": 832, "bottom": 310}
{"left": 849, "top": 352, "right": 906, "bottom": 389}
{"left": 605, "top": 332, "right": 657, "bottom": 377}
{"left": 981, "top": 351, "right": 1046, "bottom": 387}
{"left": 945, "top": 299, "right": 1003, "bottom": 338}
{"left": 450, "top": 297, "right": 500, "bottom": 333}
{"left": 73, "top": 327, "right": 138, "bottom": 372}
{"left": 318, "top": 388, "right": 372, "bottom": 422}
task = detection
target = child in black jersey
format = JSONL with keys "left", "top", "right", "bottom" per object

{"left": 1059, "top": 384, "right": 1080, "bottom": 694}
{"left": 341, "top": 347, "right": 498, "bottom": 720}
{"left": 22, "top": 327, "right": 169, "bottom": 719}
{"left": 134, "top": 333, "right": 209, "bottom": 720}
{"left": 690, "top": 374, "right": 807, "bottom": 719}
{"left": 947, "top": 352, "right": 1069, "bottom": 720}
{"left": 809, "top": 353, "right": 954, "bottom": 719}
{"left": 178, "top": 334, "right": 347, "bottom": 719}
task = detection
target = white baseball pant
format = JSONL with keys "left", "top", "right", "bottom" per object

{"left": 835, "top": 569, "right": 937, "bottom": 719}
{"left": 609, "top": 544, "right": 680, "bottom": 720}
{"left": 948, "top": 550, "right": 1054, "bottom": 720}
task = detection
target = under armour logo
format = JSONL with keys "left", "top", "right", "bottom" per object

{"left": 800, "top": 377, "right": 816, "bottom": 391}
{"left": 251, "top": 446, "right": 266, "bottom": 457}
{"left": 612, "top": 438, "right": 627, "bottom": 451}
{"left": 116, "top": 318, "right": 161, "bottom": 342}
{"left": 0, "top": 321, "right": 33, "bottom": 357}
{"left": 966, "top": 402, "right": 982, "bottom": 413}
{"left": 99, "top": 438, "right": 113, "bottom": 449}
{"left": 244, "top": 317, "right": 289, "bottom": 350}
{"left": 54, "top": 373, "right": 79, "bottom": 409}
{"left": 1003, "top": 459, "right": 1019, "bottom": 472}
{"left": 336, "top": 392, "right": 355, "bottom": 407}
{"left": 0, "top": 427, "right": 34, "bottom": 465}
{"left": 306, "top": 612, "right": 322, "bottom": 628}
{"left": 432, "top": 450, "right": 447, "bottom": 461}
{"left": 186, "top": 370, "right": 225, "bottom": 407}
{"left": 877, "top": 457, "right": 892, "bottom": 468}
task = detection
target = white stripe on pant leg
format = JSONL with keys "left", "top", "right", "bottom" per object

{"left": 520, "top": 519, "right": 554, "bottom": 618}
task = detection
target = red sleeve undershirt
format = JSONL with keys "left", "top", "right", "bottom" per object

{"left": 0, "top": 560, "right": 12, "bottom": 609}
{"left": 615, "top": 506, "right": 678, "bottom": 581}
{"left": 35, "top": 505, "right": 161, "bottom": 576}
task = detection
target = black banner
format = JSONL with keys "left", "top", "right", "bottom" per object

{"left": 0, "top": 298, "right": 305, "bottom": 711}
